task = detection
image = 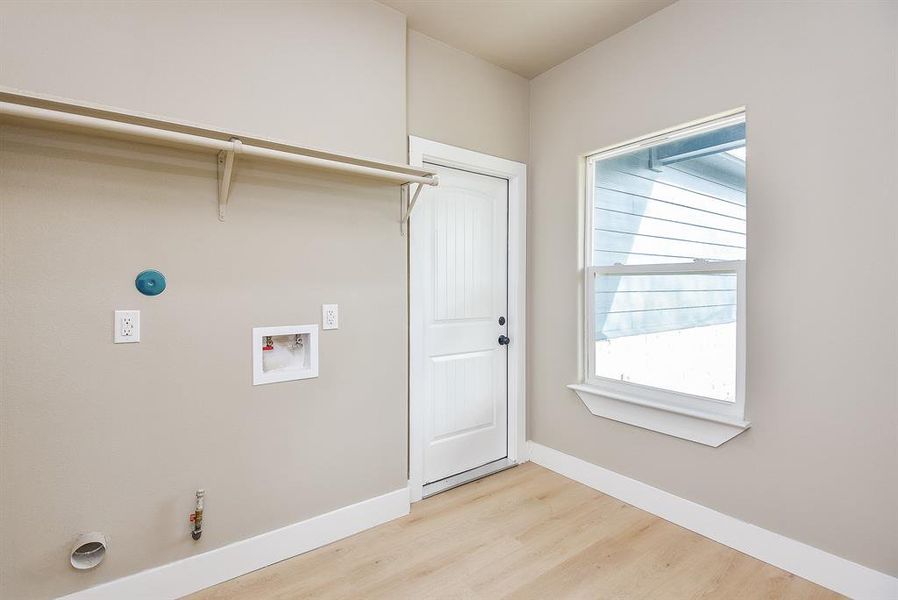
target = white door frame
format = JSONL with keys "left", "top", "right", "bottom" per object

{"left": 408, "top": 136, "right": 527, "bottom": 502}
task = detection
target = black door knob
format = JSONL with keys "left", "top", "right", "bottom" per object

{"left": 498, "top": 335, "right": 510, "bottom": 346}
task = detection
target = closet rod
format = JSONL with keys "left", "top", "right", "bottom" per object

{"left": 0, "top": 100, "right": 439, "bottom": 187}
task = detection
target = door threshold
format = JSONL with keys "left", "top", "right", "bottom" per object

{"left": 422, "top": 458, "right": 517, "bottom": 499}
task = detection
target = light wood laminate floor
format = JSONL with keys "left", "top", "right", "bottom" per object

{"left": 188, "top": 462, "right": 842, "bottom": 600}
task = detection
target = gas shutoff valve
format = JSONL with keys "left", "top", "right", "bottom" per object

{"left": 190, "top": 489, "right": 205, "bottom": 541}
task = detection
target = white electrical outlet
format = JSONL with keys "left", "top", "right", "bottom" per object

{"left": 114, "top": 310, "right": 140, "bottom": 343}
{"left": 322, "top": 304, "right": 339, "bottom": 330}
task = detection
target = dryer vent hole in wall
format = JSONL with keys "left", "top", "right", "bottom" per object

{"left": 70, "top": 532, "right": 108, "bottom": 570}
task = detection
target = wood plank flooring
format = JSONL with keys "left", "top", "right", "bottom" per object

{"left": 187, "top": 463, "right": 842, "bottom": 600}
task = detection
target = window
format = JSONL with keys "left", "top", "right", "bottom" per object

{"left": 572, "top": 111, "right": 748, "bottom": 446}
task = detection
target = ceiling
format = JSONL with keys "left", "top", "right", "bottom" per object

{"left": 380, "top": 0, "right": 675, "bottom": 79}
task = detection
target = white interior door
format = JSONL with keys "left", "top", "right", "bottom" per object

{"left": 419, "top": 162, "right": 508, "bottom": 484}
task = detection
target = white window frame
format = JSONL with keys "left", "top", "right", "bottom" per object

{"left": 570, "top": 109, "right": 750, "bottom": 447}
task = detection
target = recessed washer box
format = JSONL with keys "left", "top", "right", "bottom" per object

{"left": 253, "top": 325, "right": 319, "bottom": 385}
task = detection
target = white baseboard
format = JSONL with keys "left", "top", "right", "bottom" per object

{"left": 528, "top": 441, "right": 898, "bottom": 600}
{"left": 59, "top": 488, "right": 410, "bottom": 600}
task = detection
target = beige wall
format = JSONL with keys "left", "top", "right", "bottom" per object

{"left": 407, "top": 30, "right": 530, "bottom": 163}
{"left": 528, "top": 0, "right": 898, "bottom": 576}
{"left": 0, "top": 0, "right": 406, "bottom": 163}
{"left": 6, "top": 0, "right": 894, "bottom": 596}
{"left": 0, "top": 2, "right": 408, "bottom": 599}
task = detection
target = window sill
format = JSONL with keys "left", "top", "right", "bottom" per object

{"left": 567, "top": 383, "right": 750, "bottom": 447}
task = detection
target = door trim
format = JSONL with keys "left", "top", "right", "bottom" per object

{"left": 408, "top": 137, "right": 527, "bottom": 503}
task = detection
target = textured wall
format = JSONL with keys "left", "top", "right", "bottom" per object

{"left": 0, "top": 2, "right": 408, "bottom": 598}
{"left": 407, "top": 30, "right": 530, "bottom": 163}
{"left": 0, "top": 0, "right": 406, "bottom": 163}
{"left": 528, "top": 0, "right": 898, "bottom": 576}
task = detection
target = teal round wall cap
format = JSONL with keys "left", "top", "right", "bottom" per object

{"left": 135, "top": 269, "right": 166, "bottom": 296}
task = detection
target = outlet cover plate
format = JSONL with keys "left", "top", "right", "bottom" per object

{"left": 114, "top": 310, "right": 140, "bottom": 343}
{"left": 322, "top": 304, "right": 339, "bottom": 330}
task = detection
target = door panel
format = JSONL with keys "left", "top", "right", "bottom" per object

{"left": 421, "top": 163, "right": 508, "bottom": 484}
{"left": 431, "top": 352, "right": 494, "bottom": 440}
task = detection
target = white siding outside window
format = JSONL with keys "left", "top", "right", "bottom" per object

{"left": 571, "top": 111, "right": 750, "bottom": 446}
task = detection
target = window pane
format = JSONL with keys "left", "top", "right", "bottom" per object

{"left": 593, "top": 122, "right": 746, "bottom": 267}
{"left": 594, "top": 271, "right": 737, "bottom": 401}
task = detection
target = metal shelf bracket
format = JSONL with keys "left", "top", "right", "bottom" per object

{"left": 400, "top": 181, "right": 426, "bottom": 236}
{"left": 217, "top": 138, "right": 242, "bottom": 221}
{"left": 0, "top": 93, "right": 440, "bottom": 224}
